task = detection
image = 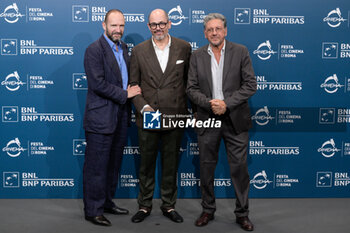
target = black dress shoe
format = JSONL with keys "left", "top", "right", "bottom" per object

{"left": 131, "top": 210, "right": 150, "bottom": 223}
{"left": 236, "top": 216, "right": 254, "bottom": 231}
{"left": 195, "top": 212, "right": 214, "bottom": 227}
{"left": 104, "top": 206, "right": 129, "bottom": 215}
{"left": 162, "top": 210, "right": 183, "bottom": 223}
{"left": 85, "top": 215, "right": 111, "bottom": 226}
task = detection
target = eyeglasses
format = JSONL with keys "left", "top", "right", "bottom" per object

{"left": 206, "top": 27, "right": 224, "bottom": 34}
{"left": 148, "top": 21, "right": 168, "bottom": 30}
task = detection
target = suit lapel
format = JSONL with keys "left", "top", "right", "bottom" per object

{"left": 121, "top": 42, "right": 129, "bottom": 68}
{"left": 222, "top": 41, "right": 232, "bottom": 85}
{"left": 100, "top": 35, "right": 122, "bottom": 83}
{"left": 202, "top": 45, "right": 213, "bottom": 95}
{"left": 144, "top": 39, "right": 163, "bottom": 84}
{"left": 161, "top": 37, "right": 178, "bottom": 87}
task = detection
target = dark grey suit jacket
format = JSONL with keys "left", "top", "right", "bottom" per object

{"left": 186, "top": 40, "right": 257, "bottom": 134}
{"left": 129, "top": 36, "right": 191, "bottom": 129}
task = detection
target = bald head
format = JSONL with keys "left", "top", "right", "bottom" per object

{"left": 148, "top": 9, "right": 168, "bottom": 23}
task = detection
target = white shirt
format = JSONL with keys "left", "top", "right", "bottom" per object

{"left": 152, "top": 34, "right": 171, "bottom": 73}
{"left": 141, "top": 35, "right": 172, "bottom": 113}
{"left": 207, "top": 40, "right": 226, "bottom": 100}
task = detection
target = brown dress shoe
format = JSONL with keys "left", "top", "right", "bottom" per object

{"left": 195, "top": 212, "right": 214, "bottom": 227}
{"left": 236, "top": 216, "right": 254, "bottom": 231}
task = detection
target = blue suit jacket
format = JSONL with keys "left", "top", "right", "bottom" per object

{"left": 83, "top": 35, "right": 130, "bottom": 134}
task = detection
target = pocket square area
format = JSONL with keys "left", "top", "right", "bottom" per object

{"left": 176, "top": 60, "right": 184, "bottom": 64}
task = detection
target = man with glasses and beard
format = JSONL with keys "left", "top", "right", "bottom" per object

{"left": 129, "top": 9, "right": 191, "bottom": 223}
{"left": 83, "top": 9, "right": 141, "bottom": 226}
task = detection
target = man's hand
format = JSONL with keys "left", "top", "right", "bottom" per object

{"left": 209, "top": 99, "right": 227, "bottom": 115}
{"left": 127, "top": 85, "right": 141, "bottom": 98}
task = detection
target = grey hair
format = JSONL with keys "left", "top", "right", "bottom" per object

{"left": 203, "top": 13, "right": 227, "bottom": 28}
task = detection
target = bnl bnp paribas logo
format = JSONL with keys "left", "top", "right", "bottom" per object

{"left": 72, "top": 5, "right": 145, "bottom": 23}
{"left": 73, "top": 139, "right": 86, "bottom": 155}
{"left": 234, "top": 8, "right": 304, "bottom": 25}
{"left": 0, "top": 3, "right": 25, "bottom": 23}
{"left": 143, "top": 110, "right": 162, "bottom": 129}
{"left": 322, "top": 42, "right": 350, "bottom": 59}
{"left": 317, "top": 172, "right": 350, "bottom": 187}
{"left": 2, "top": 106, "right": 74, "bottom": 123}
{"left": 1, "top": 39, "right": 74, "bottom": 56}
{"left": 72, "top": 73, "right": 87, "bottom": 90}
{"left": 1, "top": 39, "right": 17, "bottom": 55}
{"left": 323, "top": 8, "right": 348, "bottom": 28}
{"left": 319, "top": 108, "right": 335, "bottom": 124}
{"left": 319, "top": 108, "right": 350, "bottom": 124}
{"left": 3, "top": 172, "right": 74, "bottom": 188}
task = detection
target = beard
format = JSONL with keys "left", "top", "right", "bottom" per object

{"left": 106, "top": 29, "right": 123, "bottom": 44}
{"left": 153, "top": 30, "right": 167, "bottom": 41}
{"left": 210, "top": 38, "right": 224, "bottom": 47}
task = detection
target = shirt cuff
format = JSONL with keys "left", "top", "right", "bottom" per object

{"left": 141, "top": 104, "right": 151, "bottom": 114}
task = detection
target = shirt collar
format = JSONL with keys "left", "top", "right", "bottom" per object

{"left": 152, "top": 34, "right": 171, "bottom": 50}
{"left": 208, "top": 40, "right": 226, "bottom": 55}
{"left": 103, "top": 33, "right": 121, "bottom": 51}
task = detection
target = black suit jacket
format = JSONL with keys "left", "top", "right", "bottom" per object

{"left": 83, "top": 35, "right": 130, "bottom": 134}
{"left": 186, "top": 40, "right": 257, "bottom": 134}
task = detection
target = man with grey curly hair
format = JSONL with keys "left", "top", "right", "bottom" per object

{"left": 187, "top": 13, "right": 256, "bottom": 231}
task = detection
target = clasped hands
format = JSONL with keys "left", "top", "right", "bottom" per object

{"left": 127, "top": 85, "right": 141, "bottom": 98}
{"left": 210, "top": 99, "right": 226, "bottom": 115}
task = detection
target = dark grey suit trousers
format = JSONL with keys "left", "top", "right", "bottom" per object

{"left": 197, "top": 116, "right": 250, "bottom": 217}
{"left": 137, "top": 128, "right": 183, "bottom": 211}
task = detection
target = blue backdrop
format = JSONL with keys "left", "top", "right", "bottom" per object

{"left": 1, "top": 0, "right": 349, "bottom": 198}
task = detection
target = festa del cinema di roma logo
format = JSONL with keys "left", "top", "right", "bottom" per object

{"left": 250, "top": 170, "right": 272, "bottom": 189}
{"left": 323, "top": 8, "right": 347, "bottom": 28}
{"left": 0, "top": 3, "right": 25, "bottom": 23}
{"left": 2, "top": 138, "right": 26, "bottom": 157}
{"left": 320, "top": 74, "right": 344, "bottom": 94}
{"left": 317, "top": 138, "right": 341, "bottom": 158}
{"left": 253, "top": 40, "right": 277, "bottom": 60}
{"left": 168, "top": 5, "right": 188, "bottom": 26}
{"left": 1, "top": 71, "right": 25, "bottom": 91}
